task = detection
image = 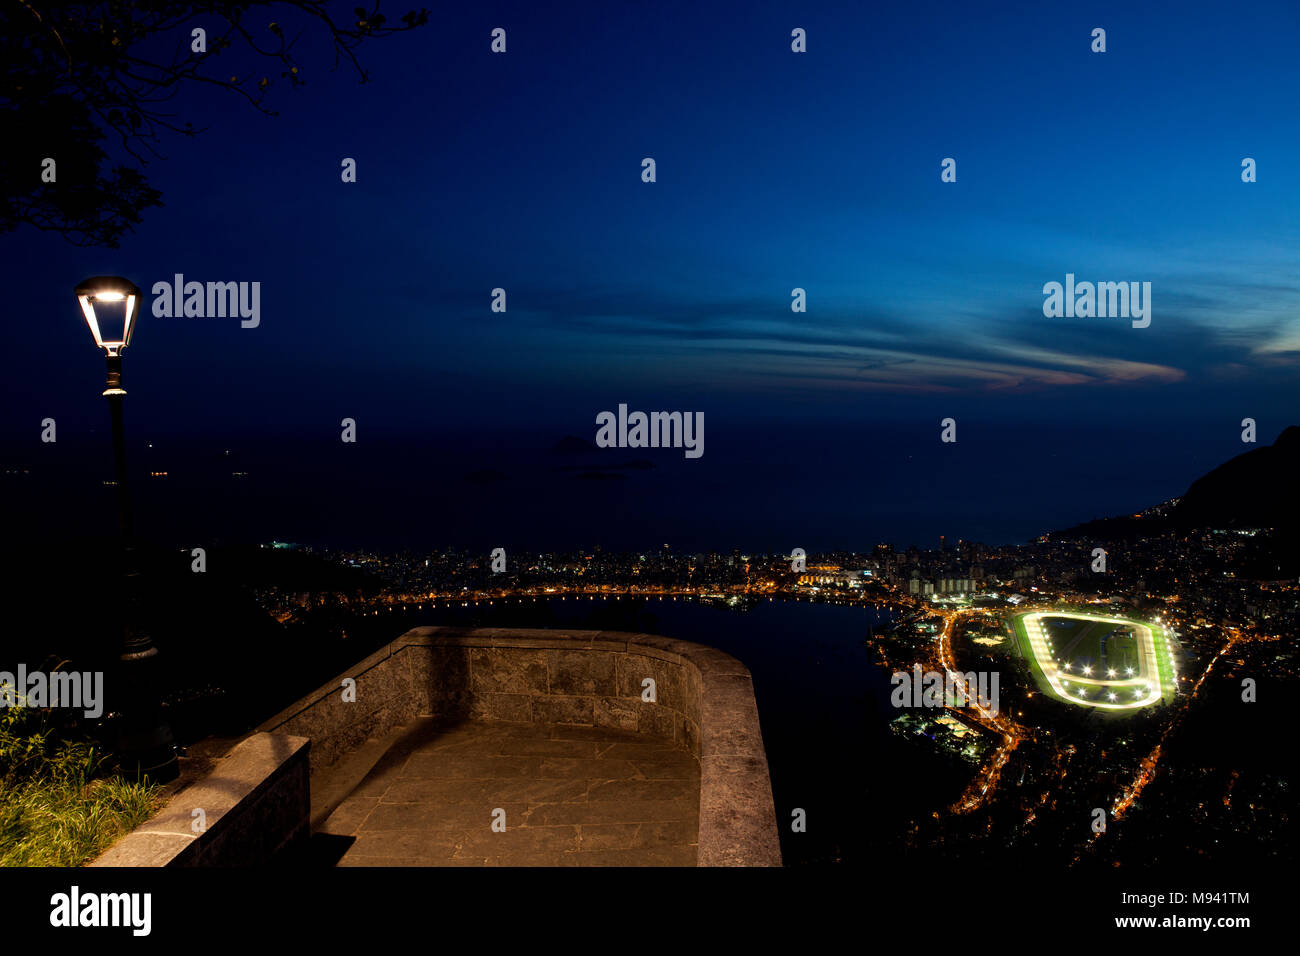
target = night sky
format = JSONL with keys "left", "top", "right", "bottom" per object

{"left": 4, "top": 1, "right": 1298, "bottom": 552}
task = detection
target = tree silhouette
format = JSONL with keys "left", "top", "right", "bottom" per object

{"left": 1, "top": 2, "right": 429, "bottom": 247}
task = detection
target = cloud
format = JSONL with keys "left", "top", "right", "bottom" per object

{"left": 513, "top": 287, "right": 1194, "bottom": 392}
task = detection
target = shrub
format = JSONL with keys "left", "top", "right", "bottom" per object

{"left": 0, "top": 696, "right": 162, "bottom": 867}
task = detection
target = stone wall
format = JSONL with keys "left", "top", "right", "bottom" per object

{"left": 256, "top": 627, "right": 782, "bottom": 866}
{"left": 91, "top": 732, "right": 310, "bottom": 867}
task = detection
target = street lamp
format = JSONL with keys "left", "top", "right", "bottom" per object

{"left": 76, "top": 276, "right": 178, "bottom": 783}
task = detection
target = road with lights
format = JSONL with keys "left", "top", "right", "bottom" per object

{"left": 935, "top": 608, "right": 1026, "bottom": 814}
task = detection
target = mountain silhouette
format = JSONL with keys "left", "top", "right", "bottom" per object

{"left": 1176, "top": 425, "right": 1299, "bottom": 529}
{"left": 1056, "top": 425, "right": 1299, "bottom": 541}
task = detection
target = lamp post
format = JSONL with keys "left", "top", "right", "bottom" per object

{"left": 75, "top": 276, "right": 178, "bottom": 783}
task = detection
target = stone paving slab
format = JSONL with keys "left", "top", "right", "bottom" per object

{"left": 321, "top": 717, "right": 700, "bottom": 866}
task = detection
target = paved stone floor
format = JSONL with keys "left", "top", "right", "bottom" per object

{"left": 316, "top": 717, "right": 700, "bottom": 866}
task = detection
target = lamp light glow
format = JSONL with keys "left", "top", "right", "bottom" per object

{"left": 75, "top": 276, "right": 142, "bottom": 356}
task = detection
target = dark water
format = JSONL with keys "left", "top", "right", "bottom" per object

{"left": 378, "top": 595, "right": 958, "bottom": 864}
{"left": 0, "top": 419, "right": 1254, "bottom": 555}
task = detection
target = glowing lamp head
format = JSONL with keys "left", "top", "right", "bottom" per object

{"left": 76, "top": 276, "right": 142, "bottom": 356}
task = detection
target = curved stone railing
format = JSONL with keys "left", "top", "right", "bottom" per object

{"left": 255, "top": 626, "right": 781, "bottom": 866}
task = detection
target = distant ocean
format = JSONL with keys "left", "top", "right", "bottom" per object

{"left": 2, "top": 420, "right": 1251, "bottom": 554}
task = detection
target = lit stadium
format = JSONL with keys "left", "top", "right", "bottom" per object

{"left": 1009, "top": 610, "right": 1179, "bottom": 710}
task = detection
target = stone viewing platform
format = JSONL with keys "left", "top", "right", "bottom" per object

{"left": 258, "top": 627, "right": 781, "bottom": 867}
{"left": 315, "top": 716, "right": 701, "bottom": 865}
{"left": 90, "top": 627, "right": 780, "bottom": 867}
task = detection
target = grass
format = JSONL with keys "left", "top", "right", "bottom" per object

{"left": 0, "top": 701, "right": 163, "bottom": 867}
{"left": 1009, "top": 612, "right": 1056, "bottom": 698}
{"left": 1042, "top": 616, "right": 1140, "bottom": 674}
{"left": 1149, "top": 623, "right": 1178, "bottom": 702}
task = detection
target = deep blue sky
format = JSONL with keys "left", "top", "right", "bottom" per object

{"left": 3, "top": 1, "right": 1298, "bottom": 551}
